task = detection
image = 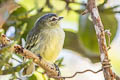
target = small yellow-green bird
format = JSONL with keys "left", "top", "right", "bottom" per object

{"left": 23, "top": 13, "right": 65, "bottom": 76}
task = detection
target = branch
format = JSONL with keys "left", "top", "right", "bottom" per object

{"left": 0, "top": 35, "right": 61, "bottom": 80}
{"left": 0, "top": 34, "right": 104, "bottom": 80}
{"left": 82, "top": 0, "right": 115, "bottom": 80}
{"left": 0, "top": 60, "right": 31, "bottom": 75}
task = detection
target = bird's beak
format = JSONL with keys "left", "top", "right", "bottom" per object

{"left": 58, "top": 16, "right": 64, "bottom": 21}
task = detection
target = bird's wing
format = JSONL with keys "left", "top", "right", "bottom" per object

{"left": 25, "top": 28, "right": 40, "bottom": 50}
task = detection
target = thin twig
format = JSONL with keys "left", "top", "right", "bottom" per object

{"left": 12, "top": 57, "right": 22, "bottom": 63}
{"left": 0, "top": 61, "right": 31, "bottom": 75}
{"left": 52, "top": 68, "right": 103, "bottom": 79}
{"left": 105, "top": 29, "right": 111, "bottom": 50}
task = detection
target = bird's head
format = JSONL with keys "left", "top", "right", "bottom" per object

{"left": 35, "top": 13, "right": 63, "bottom": 29}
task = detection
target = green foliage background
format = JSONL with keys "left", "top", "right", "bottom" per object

{"left": 0, "top": 0, "right": 119, "bottom": 79}
{"left": 1, "top": 0, "right": 119, "bottom": 62}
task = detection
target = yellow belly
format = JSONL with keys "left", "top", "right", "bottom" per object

{"left": 31, "top": 28, "right": 65, "bottom": 63}
{"left": 41, "top": 32, "right": 64, "bottom": 62}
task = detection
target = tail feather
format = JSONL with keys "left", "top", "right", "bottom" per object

{"left": 22, "top": 62, "right": 35, "bottom": 76}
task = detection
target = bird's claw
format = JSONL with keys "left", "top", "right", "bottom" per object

{"left": 54, "top": 63, "right": 61, "bottom": 76}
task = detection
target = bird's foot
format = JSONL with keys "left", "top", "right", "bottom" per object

{"left": 54, "top": 63, "right": 61, "bottom": 76}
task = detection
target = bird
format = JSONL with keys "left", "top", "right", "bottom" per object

{"left": 22, "top": 13, "right": 65, "bottom": 76}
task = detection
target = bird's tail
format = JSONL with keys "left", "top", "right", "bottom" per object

{"left": 21, "top": 62, "right": 35, "bottom": 77}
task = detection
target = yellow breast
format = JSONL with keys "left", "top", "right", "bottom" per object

{"left": 32, "top": 27, "right": 65, "bottom": 63}
{"left": 41, "top": 28, "right": 65, "bottom": 62}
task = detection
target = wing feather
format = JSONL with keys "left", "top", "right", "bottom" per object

{"left": 25, "top": 28, "right": 40, "bottom": 50}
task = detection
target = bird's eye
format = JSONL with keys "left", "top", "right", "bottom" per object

{"left": 51, "top": 17, "right": 57, "bottom": 21}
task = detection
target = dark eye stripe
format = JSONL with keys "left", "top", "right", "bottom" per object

{"left": 51, "top": 18, "right": 57, "bottom": 21}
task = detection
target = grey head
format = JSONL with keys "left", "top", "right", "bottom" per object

{"left": 34, "top": 13, "right": 63, "bottom": 29}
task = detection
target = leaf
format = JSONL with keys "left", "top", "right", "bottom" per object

{"left": 18, "top": 0, "right": 45, "bottom": 11}
{"left": 7, "top": 6, "right": 50, "bottom": 39}
{"left": 55, "top": 57, "right": 64, "bottom": 67}
{"left": 29, "top": 71, "right": 48, "bottom": 80}
{"left": 96, "top": 0, "right": 105, "bottom": 5}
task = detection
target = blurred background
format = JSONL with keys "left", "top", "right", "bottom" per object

{"left": 0, "top": 0, "right": 120, "bottom": 80}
